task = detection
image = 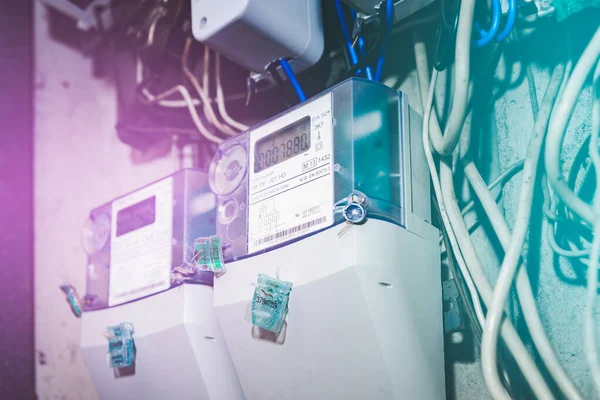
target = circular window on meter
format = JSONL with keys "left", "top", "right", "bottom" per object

{"left": 209, "top": 143, "right": 247, "bottom": 195}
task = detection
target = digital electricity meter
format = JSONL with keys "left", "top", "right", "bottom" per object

{"left": 80, "top": 169, "right": 244, "bottom": 400}
{"left": 209, "top": 78, "right": 446, "bottom": 399}
{"left": 82, "top": 169, "right": 217, "bottom": 310}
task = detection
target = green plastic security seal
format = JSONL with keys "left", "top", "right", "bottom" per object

{"left": 106, "top": 322, "right": 136, "bottom": 368}
{"left": 60, "top": 284, "right": 82, "bottom": 318}
{"left": 192, "top": 235, "right": 226, "bottom": 277}
{"left": 251, "top": 274, "right": 293, "bottom": 333}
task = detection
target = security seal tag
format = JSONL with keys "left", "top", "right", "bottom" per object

{"left": 249, "top": 274, "right": 293, "bottom": 333}
{"left": 192, "top": 236, "right": 226, "bottom": 277}
{"left": 60, "top": 284, "right": 82, "bottom": 318}
{"left": 105, "top": 322, "right": 136, "bottom": 368}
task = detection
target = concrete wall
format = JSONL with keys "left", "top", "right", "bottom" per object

{"left": 34, "top": 2, "right": 182, "bottom": 398}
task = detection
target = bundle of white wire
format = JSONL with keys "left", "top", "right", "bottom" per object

{"left": 415, "top": 0, "right": 600, "bottom": 397}
{"left": 137, "top": 38, "right": 249, "bottom": 144}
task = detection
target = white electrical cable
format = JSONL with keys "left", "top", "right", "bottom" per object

{"left": 467, "top": 64, "right": 580, "bottom": 399}
{"left": 422, "top": 69, "right": 486, "bottom": 328}
{"left": 216, "top": 53, "right": 249, "bottom": 132}
{"left": 420, "top": 35, "right": 555, "bottom": 396}
{"left": 182, "top": 38, "right": 239, "bottom": 136}
{"left": 428, "top": 0, "right": 475, "bottom": 156}
{"left": 585, "top": 60, "right": 600, "bottom": 396}
{"left": 545, "top": 27, "right": 600, "bottom": 225}
{"left": 439, "top": 159, "right": 525, "bottom": 249}
{"left": 203, "top": 46, "right": 210, "bottom": 98}
{"left": 136, "top": 56, "right": 204, "bottom": 108}
{"left": 460, "top": 160, "right": 524, "bottom": 218}
{"left": 439, "top": 159, "right": 555, "bottom": 400}
{"left": 142, "top": 84, "right": 223, "bottom": 144}
{"left": 480, "top": 64, "right": 568, "bottom": 400}
{"left": 414, "top": 36, "right": 444, "bottom": 141}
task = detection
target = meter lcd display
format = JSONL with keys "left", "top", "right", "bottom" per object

{"left": 254, "top": 116, "right": 311, "bottom": 173}
{"left": 116, "top": 196, "right": 156, "bottom": 237}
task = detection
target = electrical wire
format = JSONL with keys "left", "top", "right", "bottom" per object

{"left": 141, "top": 84, "right": 223, "bottom": 144}
{"left": 336, "top": 4, "right": 373, "bottom": 80}
{"left": 203, "top": 46, "right": 210, "bottom": 101}
{"left": 439, "top": 158, "right": 554, "bottom": 400}
{"left": 420, "top": 26, "right": 567, "bottom": 395}
{"left": 429, "top": 0, "right": 476, "bottom": 156}
{"left": 414, "top": 34, "right": 445, "bottom": 144}
{"left": 419, "top": 21, "right": 558, "bottom": 397}
{"left": 434, "top": 0, "right": 460, "bottom": 71}
{"left": 545, "top": 26, "right": 600, "bottom": 225}
{"left": 334, "top": 1, "right": 360, "bottom": 67}
{"left": 439, "top": 160, "right": 525, "bottom": 255}
{"left": 474, "top": 0, "right": 501, "bottom": 47}
{"left": 460, "top": 159, "right": 524, "bottom": 217}
{"left": 434, "top": 195, "right": 484, "bottom": 341}
{"left": 350, "top": 9, "right": 374, "bottom": 80}
{"left": 422, "top": 68, "right": 486, "bottom": 329}
{"left": 545, "top": 180, "right": 591, "bottom": 259}
{"left": 464, "top": 157, "right": 583, "bottom": 400}
{"left": 475, "top": 0, "right": 517, "bottom": 43}
{"left": 496, "top": 0, "right": 517, "bottom": 41}
{"left": 182, "top": 38, "right": 239, "bottom": 136}
{"left": 215, "top": 53, "right": 249, "bottom": 132}
{"left": 481, "top": 64, "right": 568, "bottom": 399}
{"left": 585, "top": 59, "right": 600, "bottom": 396}
{"left": 279, "top": 58, "right": 306, "bottom": 102}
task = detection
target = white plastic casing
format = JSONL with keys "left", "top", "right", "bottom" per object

{"left": 81, "top": 285, "right": 244, "bottom": 400}
{"left": 191, "top": 0, "right": 324, "bottom": 73}
{"left": 209, "top": 79, "right": 444, "bottom": 399}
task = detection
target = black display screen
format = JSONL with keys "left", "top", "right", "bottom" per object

{"left": 254, "top": 116, "right": 311, "bottom": 173}
{"left": 116, "top": 196, "right": 156, "bottom": 237}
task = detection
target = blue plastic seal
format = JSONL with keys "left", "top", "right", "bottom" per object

{"left": 251, "top": 274, "right": 293, "bottom": 333}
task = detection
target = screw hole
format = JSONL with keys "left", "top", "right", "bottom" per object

{"left": 204, "top": 336, "right": 216, "bottom": 341}
{"left": 199, "top": 17, "right": 207, "bottom": 29}
{"left": 378, "top": 282, "right": 392, "bottom": 288}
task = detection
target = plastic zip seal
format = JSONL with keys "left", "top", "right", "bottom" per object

{"left": 105, "top": 323, "right": 136, "bottom": 368}
{"left": 192, "top": 235, "right": 226, "bottom": 277}
{"left": 60, "top": 284, "right": 82, "bottom": 318}
{"left": 249, "top": 274, "right": 293, "bottom": 333}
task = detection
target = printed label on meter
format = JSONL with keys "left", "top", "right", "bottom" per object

{"left": 108, "top": 178, "right": 173, "bottom": 306}
{"left": 248, "top": 93, "right": 334, "bottom": 254}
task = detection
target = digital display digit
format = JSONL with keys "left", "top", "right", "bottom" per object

{"left": 254, "top": 116, "right": 311, "bottom": 173}
{"left": 116, "top": 196, "right": 156, "bottom": 237}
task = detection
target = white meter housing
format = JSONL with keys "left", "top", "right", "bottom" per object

{"left": 209, "top": 79, "right": 445, "bottom": 399}
{"left": 80, "top": 170, "right": 243, "bottom": 400}
{"left": 191, "top": 0, "right": 324, "bottom": 73}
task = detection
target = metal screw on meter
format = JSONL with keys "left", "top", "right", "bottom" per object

{"left": 343, "top": 202, "right": 366, "bottom": 224}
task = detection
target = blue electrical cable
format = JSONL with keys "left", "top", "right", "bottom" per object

{"left": 375, "top": 0, "right": 393, "bottom": 82}
{"left": 335, "top": 0, "right": 373, "bottom": 80}
{"left": 475, "top": 0, "right": 516, "bottom": 43}
{"left": 474, "top": 0, "right": 501, "bottom": 47}
{"left": 279, "top": 58, "right": 306, "bottom": 102}
{"left": 496, "top": 0, "right": 517, "bottom": 41}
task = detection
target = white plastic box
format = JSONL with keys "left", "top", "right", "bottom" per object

{"left": 191, "top": 0, "right": 324, "bottom": 74}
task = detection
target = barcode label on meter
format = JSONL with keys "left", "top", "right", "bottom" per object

{"left": 253, "top": 217, "right": 327, "bottom": 248}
